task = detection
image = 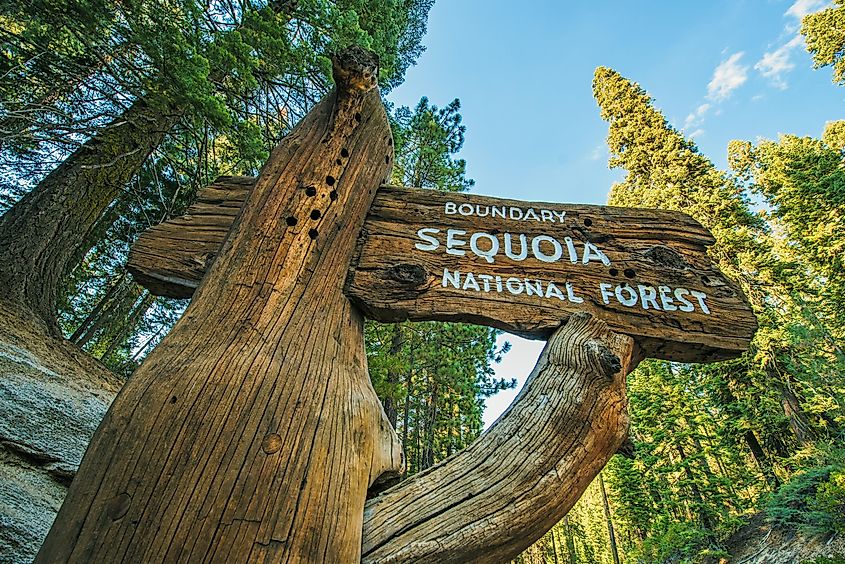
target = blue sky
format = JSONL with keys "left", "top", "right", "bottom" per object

{"left": 384, "top": 0, "right": 845, "bottom": 427}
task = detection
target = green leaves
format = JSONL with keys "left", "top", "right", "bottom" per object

{"left": 802, "top": 0, "right": 845, "bottom": 85}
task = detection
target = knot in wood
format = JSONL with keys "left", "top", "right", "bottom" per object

{"left": 331, "top": 46, "right": 379, "bottom": 93}
{"left": 106, "top": 492, "right": 132, "bottom": 521}
{"left": 385, "top": 263, "right": 427, "bottom": 287}
{"left": 261, "top": 433, "right": 283, "bottom": 454}
{"left": 644, "top": 245, "right": 687, "bottom": 270}
{"left": 584, "top": 339, "right": 621, "bottom": 381}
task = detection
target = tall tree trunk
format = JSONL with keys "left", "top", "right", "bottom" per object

{"left": 0, "top": 2, "right": 299, "bottom": 332}
{"left": 382, "top": 323, "right": 404, "bottom": 428}
{"left": 69, "top": 271, "right": 128, "bottom": 343}
{"left": 74, "top": 279, "right": 140, "bottom": 348}
{"left": 99, "top": 290, "right": 155, "bottom": 361}
{"left": 563, "top": 515, "right": 577, "bottom": 563}
{"left": 0, "top": 98, "right": 180, "bottom": 331}
{"left": 599, "top": 472, "right": 621, "bottom": 564}
{"left": 675, "top": 443, "right": 715, "bottom": 530}
{"left": 37, "top": 48, "right": 401, "bottom": 562}
{"left": 766, "top": 358, "right": 817, "bottom": 447}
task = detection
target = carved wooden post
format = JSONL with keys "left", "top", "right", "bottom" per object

{"left": 36, "top": 47, "right": 399, "bottom": 562}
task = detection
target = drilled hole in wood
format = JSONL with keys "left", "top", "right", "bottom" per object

{"left": 624, "top": 268, "right": 636, "bottom": 279}
{"left": 354, "top": 113, "right": 361, "bottom": 122}
{"left": 609, "top": 268, "right": 619, "bottom": 277}
{"left": 310, "top": 209, "right": 321, "bottom": 220}
{"left": 308, "top": 228, "right": 318, "bottom": 239}
{"left": 286, "top": 216, "right": 298, "bottom": 226}
{"left": 326, "top": 175, "right": 335, "bottom": 186}
{"left": 583, "top": 218, "right": 593, "bottom": 227}
{"left": 341, "top": 148, "right": 349, "bottom": 158}
{"left": 305, "top": 186, "right": 317, "bottom": 197}
{"left": 336, "top": 159, "right": 342, "bottom": 165}
{"left": 329, "top": 190, "right": 338, "bottom": 201}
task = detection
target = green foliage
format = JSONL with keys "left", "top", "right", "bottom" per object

{"left": 765, "top": 455, "right": 845, "bottom": 535}
{"left": 802, "top": 0, "right": 845, "bottom": 85}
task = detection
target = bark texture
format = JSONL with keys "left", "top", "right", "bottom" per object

{"left": 359, "top": 312, "right": 638, "bottom": 563}
{"left": 0, "top": 99, "right": 180, "bottom": 331}
{"left": 36, "top": 47, "right": 399, "bottom": 563}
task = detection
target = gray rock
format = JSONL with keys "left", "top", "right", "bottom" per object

{"left": 0, "top": 335, "right": 117, "bottom": 562}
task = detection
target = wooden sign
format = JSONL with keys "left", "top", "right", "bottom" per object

{"left": 41, "top": 46, "right": 758, "bottom": 564}
{"left": 129, "top": 179, "right": 756, "bottom": 362}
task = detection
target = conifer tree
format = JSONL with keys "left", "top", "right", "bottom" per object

{"left": 592, "top": 66, "right": 821, "bottom": 452}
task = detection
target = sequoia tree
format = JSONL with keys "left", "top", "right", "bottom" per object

{"left": 0, "top": 0, "right": 432, "bottom": 332}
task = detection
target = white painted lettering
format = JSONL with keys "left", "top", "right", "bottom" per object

{"left": 564, "top": 237, "right": 578, "bottom": 263}
{"left": 566, "top": 282, "right": 584, "bottom": 304}
{"left": 674, "top": 288, "right": 695, "bottom": 312}
{"left": 470, "top": 232, "right": 499, "bottom": 263}
{"left": 477, "top": 274, "right": 493, "bottom": 292}
{"left": 444, "top": 202, "right": 457, "bottom": 215}
{"left": 553, "top": 210, "right": 567, "bottom": 223}
{"left": 658, "top": 286, "right": 677, "bottom": 311}
{"left": 615, "top": 285, "right": 638, "bottom": 307}
{"left": 525, "top": 279, "right": 543, "bottom": 297}
{"left": 446, "top": 229, "right": 467, "bottom": 256}
{"left": 492, "top": 206, "right": 506, "bottom": 219}
{"left": 504, "top": 233, "right": 528, "bottom": 261}
{"left": 599, "top": 283, "right": 614, "bottom": 304}
{"left": 545, "top": 282, "right": 565, "bottom": 300}
{"left": 690, "top": 290, "right": 711, "bottom": 314}
{"left": 415, "top": 227, "right": 440, "bottom": 251}
{"left": 582, "top": 242, "right": 611, "bottom": 266}
{"left": 506, "top": 277, "right": 524, "bottom": 294}
{"left": 638, "top": 285, "right": 661, "bottom": 310}
{"left": 442, "top": 268, "right": 460, "bottom": 289}
{"left": 463, "top": 272, "right": 480, "bottom": 291}
{"left": 458, "top": 203, "right": 473, "bottom": 216}
{"left": 524, "top": 208, "right": 541, "bottom": 222}
{"left": 532, "top": 235, "right": 563, "bottom": 263}
{"left": 540, "top": 210, "right": 554, "bottom": 222}
{"left": 509, "top": 207, "right": 524, "bottom": 220}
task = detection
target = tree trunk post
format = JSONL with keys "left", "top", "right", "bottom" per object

{"left": 361, "top": 312, "right": 639, "bottom": 563}
{"left": 36, "top": 46, "right": 400, "bottom": 563}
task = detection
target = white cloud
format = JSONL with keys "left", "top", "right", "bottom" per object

{"left": 785, "top": 0, "right": 826, "bottom": 20}
{"left": 688, "top": 129, "right": 705, "bottom": 140}
{"left": 755, "top": 35, "right": 803, "bottom": 89}
{"left": 684, "top": 103, "right": 711, "bottom": 130}
{"left": 707, "top": 53, "right": 749, "bottom": 101}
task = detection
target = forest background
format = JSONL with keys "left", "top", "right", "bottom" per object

{"left": 1, "top": 0, "right": 844, "bottom": 562}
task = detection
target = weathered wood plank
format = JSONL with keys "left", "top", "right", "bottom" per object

{"left": 347, "top": 186, "right": 756, "bottom": 362}
{"left": 128, "top": 178, "right": 755, "bottom": 361}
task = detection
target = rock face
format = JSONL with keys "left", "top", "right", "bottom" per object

{"left": 0, "top": 300, "right": 120, "bottom": 563}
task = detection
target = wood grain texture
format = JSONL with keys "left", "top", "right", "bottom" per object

{"left": 359, "top": 312, "right": 637, "bottom": 563}
{"left": 348, "top": 187, "right": 756, "bottom": 362}
{"left": 36, "top": 47, "right": 398, "bottom": 563}
{"left": 128, "top": 182, "right": 756, "bottom": 362}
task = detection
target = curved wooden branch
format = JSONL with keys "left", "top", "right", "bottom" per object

{"left": 360, "top": 312, "right": 639, "bottom": 563}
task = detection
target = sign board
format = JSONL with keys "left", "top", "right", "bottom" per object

{"left": 128, "top": 177, "right": 756, "bottom": 362}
